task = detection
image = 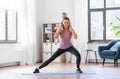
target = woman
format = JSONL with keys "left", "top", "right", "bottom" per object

{"left": 33, "top": 17, "right": 82, "bottom": 73}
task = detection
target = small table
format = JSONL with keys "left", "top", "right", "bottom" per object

{"left": 85, "top": 49, "right": 98, "bottom": 64}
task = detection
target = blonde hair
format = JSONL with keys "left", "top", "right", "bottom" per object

{"left": 62, "top": 12, "right": 67, "bottom": 15}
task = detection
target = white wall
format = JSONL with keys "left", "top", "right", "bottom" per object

{"left": 0, "top": 44, "right": 21, "bottom": 64}
{"left": 35, "top": 0, "right": 43, "bottom": 61}
{"left": 42, "top": 0, "right": 70, "bottom": 23}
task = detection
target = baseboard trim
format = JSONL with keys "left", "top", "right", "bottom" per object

{"left": 0, "top": 62, "right": 20, "bottom": 67}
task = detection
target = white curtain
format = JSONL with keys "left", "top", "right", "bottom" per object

{"left": 20, "top": 0, "right": 37, "bottom": 65}
{"left": 26, "top": 0, "right": 37, "bottom": 65}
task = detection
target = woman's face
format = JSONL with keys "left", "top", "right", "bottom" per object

{"left": 62, "top": 19, "right": 70, "bottom": 28}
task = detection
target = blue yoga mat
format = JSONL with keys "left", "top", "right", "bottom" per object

{"left": 21, "top": 71, "right": 96, "bottom": 75}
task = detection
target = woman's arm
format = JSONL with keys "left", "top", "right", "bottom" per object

{"left": 69, "top": 26, "right": 77, "bottom": 39}
{"left": 54, "top": 26, "right": 62, "bottom": 39}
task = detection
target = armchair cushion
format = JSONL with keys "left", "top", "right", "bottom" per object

{"left": 110, "top": 41, "right": 120, "bottom": 51}
{"left": 101, "top": 50, "right": 116, "bottom": 55}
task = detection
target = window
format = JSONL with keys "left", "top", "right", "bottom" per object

{"left": 0, "top": 9, "right": 17, "bottom": 43}
{"left": 88, "top": 0, "right": 120, "bottom": 42}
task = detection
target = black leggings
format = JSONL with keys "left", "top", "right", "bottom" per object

{"left": 39, "top": 46, "right": 81, "bottom": 69}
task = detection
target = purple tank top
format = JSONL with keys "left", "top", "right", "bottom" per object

{"left": 59, "top": 31, "right": 72, "bottom": 49}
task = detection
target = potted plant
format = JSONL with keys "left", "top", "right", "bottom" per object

{"left": 109, "top": 16, "right": 120, "bottom": 37}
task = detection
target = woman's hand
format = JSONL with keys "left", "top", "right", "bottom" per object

{"left": 58, "top": 23, "right": 63, "bottom": 30}
{"left": 69, "top": 26, "right": 77, "bottom": 39}
{"left": 69, "top": 26, "right": 73, "bottom": 32}
{"left": 54, "top": 24, "right": 62, "bottom": 39}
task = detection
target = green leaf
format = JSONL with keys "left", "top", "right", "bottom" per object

{"left": 110, "top": 16, "right": 120, "bottom": 37}
{"left": 115, "top": 16, "right": 120, "bottom": 21}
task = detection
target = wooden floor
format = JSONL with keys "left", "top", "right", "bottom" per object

{"left": 0, "top": 62, "right": 120, "bottom": 79}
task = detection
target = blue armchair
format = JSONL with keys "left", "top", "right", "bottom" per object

{"left": 98, "top": 40, "right": 120, "bottom": 66}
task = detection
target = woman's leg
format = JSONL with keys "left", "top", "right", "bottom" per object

{"left": 33, "top": 48, "right": 65, "bottom": 73}
{"left": 67, "top": 46, "right": 82, "bottom": 73}
{"left": 38, "top": 48, "right": 65, "bottom": 69}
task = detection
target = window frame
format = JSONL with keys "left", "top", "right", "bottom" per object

{"left": 0, "top": 9, "right": 17, "bottom": 43}
{"left": 88, "top": 0, "right": 120, "bottom": 43}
